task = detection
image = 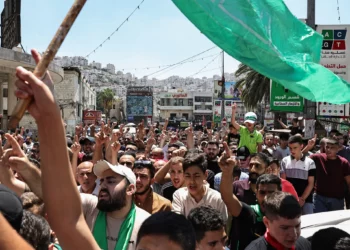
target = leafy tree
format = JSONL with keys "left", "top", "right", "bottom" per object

{"left": 97, "top": 88, "right": 115, "bottom": 117}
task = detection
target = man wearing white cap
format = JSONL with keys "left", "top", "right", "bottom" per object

{"left": 81, "top": 160, "right": 150, "bottom": 250}
{"left": 231, "top": 103, "right": 263, "bottom": 154}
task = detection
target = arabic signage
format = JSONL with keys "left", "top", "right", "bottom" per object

{"left": 159, "top": 92, "right": 189, "bottom": 98}
{"left": 317, "top": 25, "right": 350, "bottom": 117}
{"left": 270, "top": 81, "right": 304, "bottom": 112}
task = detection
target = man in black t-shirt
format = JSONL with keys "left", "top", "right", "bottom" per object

{"left": 219, "top": 144, "right": 283, "bottom": 250}
{"left": 245, "top": 192, "right": 311, "bottom": 250}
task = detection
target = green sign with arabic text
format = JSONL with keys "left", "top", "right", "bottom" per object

{"left": 270, "top": 81, "right": 304, "bottom": 112}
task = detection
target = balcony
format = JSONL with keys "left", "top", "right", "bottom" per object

{"left": 158, "top": 105, "right": 193, "bottom": 111}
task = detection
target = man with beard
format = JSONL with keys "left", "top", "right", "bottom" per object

{"left": 133, "top": 161, "right": 171, "bottom": 214}
{"left": 205, "top": 141, "right": 221, "bottom": 175}
{"left": 233, "top": 152, "right": 298, "bottom": 205}
{"left": 76, "top": 161, "right": 99, "bottom": 196}
{"left": 79, "top": 137, "right": 95, "bottom": 162}
{"left": 81, "top": 160, "right": 150, "bottom": 250}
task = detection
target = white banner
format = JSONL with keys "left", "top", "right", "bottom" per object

{"left": 316, "top": 25, "right": 350, "bottom": 117}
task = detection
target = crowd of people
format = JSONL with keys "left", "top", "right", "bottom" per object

{"left": 1, "top": 49, "right": 350, "bottom": 249}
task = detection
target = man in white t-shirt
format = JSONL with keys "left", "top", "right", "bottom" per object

{"left": 81, "top": 160, "right": 149, "bottom": 250}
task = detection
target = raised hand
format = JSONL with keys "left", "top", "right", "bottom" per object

{"left": 95, "top": 131, "right": 109, "bottom": 147}
{"left": 71, "top": 135, "right": 81, "bottom": 154}
{"left": 218, "top": 142, "right": 237, "bottom": 173}
{"left": 232, "top": 102, "right": 237, "bottom": 113}
{"left": 308, "top": 134, "right": 317, "bottom": 148}
{"left": 111, "top": 141, "right": 121, "bottom": 153}
{"left": 2, "top": 134, "right": 30, "bottom": 174}
{"left": 111, "top": 130, "right": 121, "bottom": 143}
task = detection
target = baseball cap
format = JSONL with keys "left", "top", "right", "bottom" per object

{"left": 236, "top": 146, "right": 251, "bottom": 160}
{"left": 93, "top": 160, "right": 136, "bottom": 185}
{"left": 79, "top": 136, "right": 95, "bottom": 144}
{"left": 0, "top": 184, "right": 23, "bottom": 232}
{"left": 244, "top": 112, "right": 257, "bottom": 124}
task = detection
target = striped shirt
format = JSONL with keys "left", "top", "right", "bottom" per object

{"left": 280, "top": 155, "right": 316, "bottom": 203}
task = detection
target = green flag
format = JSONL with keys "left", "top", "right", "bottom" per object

{"left": 172, "top": 0, "right": 350, "bottom": 104}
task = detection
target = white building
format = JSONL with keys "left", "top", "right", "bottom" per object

{"left": 193, "top": 92, "right": 213, "bottom": 122}
{"left": 106, "top": 63, "right": 115, "bottom": 74}
{"left": 158, "top": 91, "right": 193, "bottom": 121}
{"left": 91, "top": 61, "right": 102, "bottom": 69}
{"left": 53, "top": 67, "right": 96, "bottom": 134}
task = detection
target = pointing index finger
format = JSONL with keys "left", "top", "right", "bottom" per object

{"left": 223, "top": 142, "right": 231, "bottom": 157}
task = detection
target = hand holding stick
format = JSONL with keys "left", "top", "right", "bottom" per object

{"left": 8, "top": 0, "right": 87, "bottom": 129}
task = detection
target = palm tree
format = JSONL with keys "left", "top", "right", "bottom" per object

{"left": 235, "top": 64, "right": 286, "bottom": 128}
{"left": 235, "top": 64, "right": 270, "bottom": 109}
{"left": 97, "top": 88, "right": 115, "bottom": 118}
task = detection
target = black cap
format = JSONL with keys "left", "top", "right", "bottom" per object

{"left": 237, "top": 146, "right": 251, "bottom": 160}
{"left": 0, "top": 184, "right": 23, "bottom": 232}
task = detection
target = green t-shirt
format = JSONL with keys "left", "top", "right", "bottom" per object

{"left": 238, "top": 126, "right": 263, "bottom": 154}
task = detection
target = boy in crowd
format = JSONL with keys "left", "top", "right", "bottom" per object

{"left": 281, "top": 135, "right": 316, "bottom": 214}
{"left": 136, "top": 211, "right": 196, "bottom": 250}
{"left": 231, "top": 103, "right": 263, "bottom": 154}
{"left": 273, "top": 133, "right": 290, "bottom": 161}
{"left": 227, "top": 124, "right": 240, "bottom": 145}
{"left": 188, "top": 206, "right": 228, "bottom": 250}
{"left": 245, "top": 192, "right": 311, "bottom": 250}
{"left": 172, "top": 154, "right": 228, "bottom": 222}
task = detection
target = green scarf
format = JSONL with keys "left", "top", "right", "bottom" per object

{"left": 93, "top": 203, "right": 136, "bottom": 250}
{"left": 250, "top": 204, "right": 264, "bottom": 222}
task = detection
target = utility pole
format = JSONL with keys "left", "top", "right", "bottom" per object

{"left": 220, "top": 50, "right": 225, "bottom": 121}
{"left": 305, "top": 0, "right": 316, "bottom": 120}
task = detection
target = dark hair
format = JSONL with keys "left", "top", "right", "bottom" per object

{"left": 250, "top": 152, "right": 269, "bottom": 167}
{"left": 133, "top": 161, "right": 156, "bottom": 178}
{"left": 168, "top": 144, "right": 180, "bottom": 149}
{"left": 292, "top": 118, "right": 298, "bottom": 123}
{"left": 123, "top": 151, "right": 137, "bottom": 159}
{"left": 288, "top": 135, "right": 303, "bottom": 145}
{"left": 188, "top": 206, "right": 225, "bottom": 243}
{"left": 183, "top": 154, "right": 207, "bottom": 173}
{"left": 330, "top": 129, "right": 340, "bottom": 134}
{"left": 20, "top": 192, "right": 45, "bottom": 217}
{"left": 268, "top": 158, "right": 280, "bottom": 168}
{"left": 256, "top": 174, "right": 282, "bottom": 191}
{"left": 279, "top": 133, "right": 290, "bottom": 141}
{"left": 311, "top": 227, "right": 350, "bottom": 250}
{"left": 233, "top": 166, "right": 241, "bottom": 178}
{"left": 33, "top": 142, "right": 40, "bottom": 148}
{"left": 263, "top": 191, "right": 301, "bottom": 221}
{"left": 28, "top": 158, "right": 41, "bottom": 169}
{"left": 335, "top": 237, "right": 350, "bottom": 250}
{"left": 19, "top": 210, "right": 51, "bottom": 250}
{"left": 205, "top": 141, "right": 219, "bottom": 148}
{"left": 137, "top": 211, "right": 196, "bottom": 250}
{"left": 126, "top": 142, "right": 138, "bottom": 148}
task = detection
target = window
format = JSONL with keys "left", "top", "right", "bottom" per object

{"left": 182, "top": 113, "right": 189, "bottom": 120}
{"left": 188, "top": 99, "right": 193, "bottom": 106}
{"left": 178, "top": 99, "right": 183, "bottom": 106}
{"left": 194, "top": 96, "right": 212, "bottom": 102}
{"left": 3, "top": 88, "right": 8, "bottom": 98}
{"left": 3, "top": 110, "right": 7, "bottom": 115}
